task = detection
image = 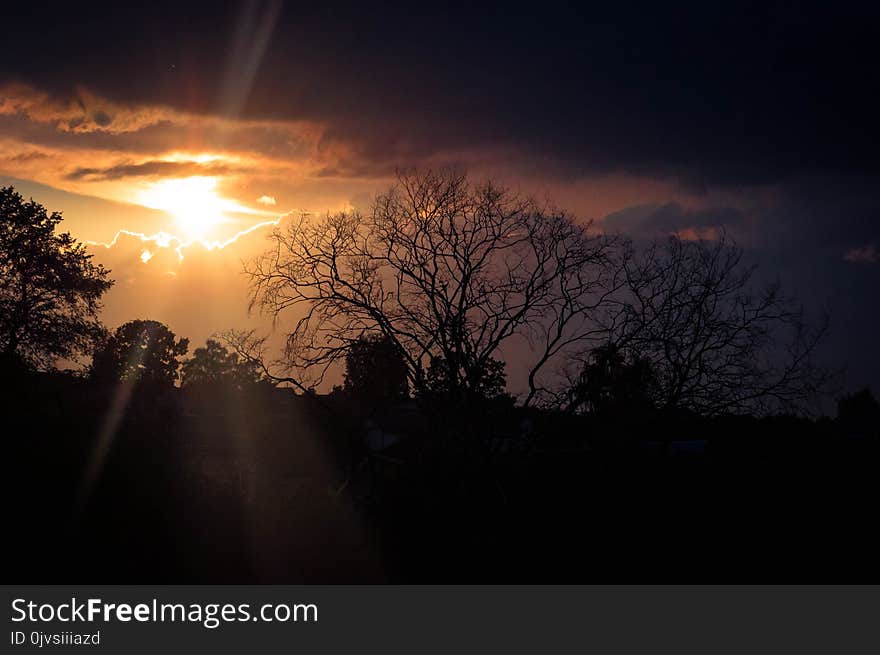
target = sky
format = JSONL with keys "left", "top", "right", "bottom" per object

{"left": 1, "top": 1, "right": 878, "bottom": 396}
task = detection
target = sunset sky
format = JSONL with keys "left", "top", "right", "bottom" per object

{"left": 1, "top": 1, "right": 878, "bottom": 394}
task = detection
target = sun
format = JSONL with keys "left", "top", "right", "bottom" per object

{"left": 139, "top": 177, "right": 228, "bottom": 241}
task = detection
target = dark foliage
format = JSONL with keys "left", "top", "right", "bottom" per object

{"left": 90, "top": 319, "right": 189, "bottom": 389}
{"left": 0, "top": 186, "right": 113, "bottom": 369}
{"left": 837, "top": 389, "right": 880, "bottom": 438}
{"left": 423, "top": 355, "right": 508, "bottom": 402}
{"left": 343, "top": 334, "right": 409, "bottom": 405}
{"left": 181, "top": 338, "right": 266, "bottom": 391}
{"left": 566, "top": 343, "right": 656, "bottom": 418}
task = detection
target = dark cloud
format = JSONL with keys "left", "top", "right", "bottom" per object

{"left": 64, "top": 159, "right": 253, "bottom": 181}
{"left": 603, "top": 202, "right": 748, "bottom": 236}
{"left": 601, "top": 178, "right": 880, "bottom": 395}
{"left": 92, "top": 110, "right": 112, "bottom": 127}
{"left": 3, "top": 151, "right": 49, "bottom": 163}
{"left": 2, "top": 2, "right": 879, "bottom": 188}
{"left": 739, "top": 180, "right": 880, "bottom": 395}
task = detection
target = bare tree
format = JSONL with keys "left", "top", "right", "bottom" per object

{"left": 584, "top": 233, "right": 833, "bottom": 416}
{"left": 241, "top": 170, "right": 618, "bottom": 404}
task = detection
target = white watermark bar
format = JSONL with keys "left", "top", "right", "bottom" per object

{"left": 3, "top": 586, "right": 880, "bottom": 653}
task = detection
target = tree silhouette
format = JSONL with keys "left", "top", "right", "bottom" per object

{"left": 837, "top": 388, "right": 880, "bottom": 437}
{"left": 423, "top": 355, "right": 508, "bottom": 402}
{"left": 0, "top": 186, "right": 113, "bottom": 369}
{"left": 567, "top": 343, "right": 656, "bottom": 417}
{"left": 596, "top": 233, "right": 831, "bottom": 416}
{"left": 181, "top": 338, "right": 265, "bottom": 391}
{"left": 90, "top": 320, "right": 189, "bottom": 388}
{"left": 343, "top": 333, "right": 408, "bottom": 405}
{"left": 243, "top": 169, "right": 618, "bottom": 404}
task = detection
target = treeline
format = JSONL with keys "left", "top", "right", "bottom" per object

{"left": 0, "top": 172, "right": 853, "bottom": 418}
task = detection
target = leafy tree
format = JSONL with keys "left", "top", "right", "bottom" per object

{"left": 343, "top": 334, "right": 408, "bottom": 404}
{"left": 423, "top": 355, "right": 508, "bottom": 402}
{"left": 90, "top": 320, "right": 188, "bottom": 388}
{"left": 181, "top": 339, "right": 264, "bottom": 390}
{"left": 0, "top": 186, "right": 113, "bottom": 369}
{"left": 566, "top": 343, "right": 657, "bottom": 417}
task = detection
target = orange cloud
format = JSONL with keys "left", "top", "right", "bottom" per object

{"left": 1, "top": 82, "right": 708, "bottom": 272}
{"left": 0, "top": 83, "right": 169, "bottom": 134}
{"left": 0, "top": 83, "right": 328, "bottom": 201}
{"left": 0, "top": 84, "right": 337, "bottom": 255}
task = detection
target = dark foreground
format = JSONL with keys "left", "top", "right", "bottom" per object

{"left": 5, "top": 370, "right": 879, "bottom": 582}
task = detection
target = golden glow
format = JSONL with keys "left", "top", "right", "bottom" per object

{"left": 88, "top": 218, "right": 284, "bottom": 264}
{"left": 139, "top": 177, "right": 228, "bottom": 241}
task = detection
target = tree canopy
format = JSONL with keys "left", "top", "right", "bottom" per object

{"left": 343, "top": 333, "right": 409, "bottom": 405}
{"left": 181, "top": 338, "right": 265, "bottom": 391}
{"left": 566, "top": 344, "right": 656, "bottom": 418}
{"left": 90, "top": 319, "right": 189, "bottom": 388}
{"left": 423, "top": 355, "right": 508, "bottom": 402}
{"left": 0, "top": 186, "right": 113, "bottom": 369}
